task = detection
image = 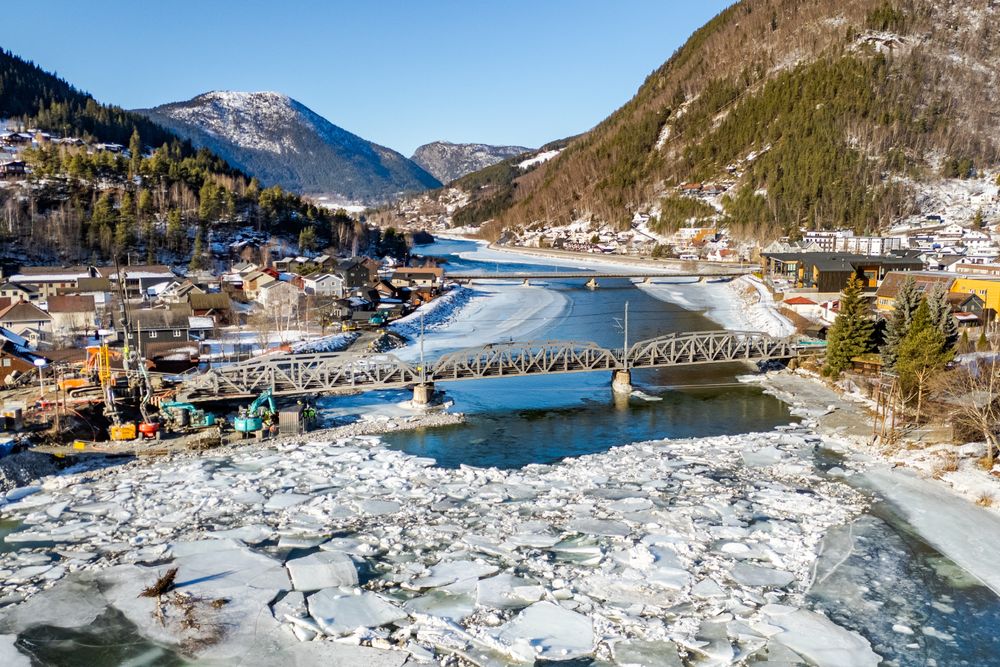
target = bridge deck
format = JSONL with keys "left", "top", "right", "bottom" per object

{"left": 447, "top": 271, "right": 750, "bottom": 280}
{"left": 180, "top": 331, "right": 817, "bottom": 401}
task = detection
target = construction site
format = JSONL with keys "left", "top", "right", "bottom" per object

{"left": 0, "top": 260, "right": 323, "bottom": 469}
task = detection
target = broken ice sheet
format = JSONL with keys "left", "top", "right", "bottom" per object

{"left": 307, "top": 589, "right": 407, "bottom": 636}
{"left": 493, "top": 601, "right": 594, "bottom": 662}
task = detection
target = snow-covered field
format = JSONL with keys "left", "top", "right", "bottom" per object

{"left": 391, "top": 283, "right": 568, "bottom": 362}
{"left": 0, "top": 425, "right": 878, "bottom": 666}
{"left": 637, "top": 275, "right": 796, "bottom": 337}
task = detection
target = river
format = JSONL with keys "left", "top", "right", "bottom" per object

{"left": 340, "top": 238, "right": 794, "bottom": 468}
{"left": 369, "top": 239, "right": 1000, "bottom": 664}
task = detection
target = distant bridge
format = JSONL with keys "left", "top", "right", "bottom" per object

{"left": 446, "top": 269, "right": 752, "bottom": 284}
{"left": 179, "top": 330, "right": 816, "bottom": 403}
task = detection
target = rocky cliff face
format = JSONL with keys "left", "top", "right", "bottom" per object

{"left": 411, "top": 141, "right": 531, "bottom": 184}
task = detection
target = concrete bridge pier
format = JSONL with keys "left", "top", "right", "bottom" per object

{"left": 413, "top": 382, "right": 436, "bottom": 407}
{"left": 611, "top": 369, "right": 633, "bottom": 395}
{"left": 585, "top": 277, "right": 599, "bottom": 289}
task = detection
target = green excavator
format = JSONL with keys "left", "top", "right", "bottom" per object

{"left": 234, "top": 389, "right": 276, "bottom": 434}
{"left": 159, "top": 401, "right": 217, "bottom": 431}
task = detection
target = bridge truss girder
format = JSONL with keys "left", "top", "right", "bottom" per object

{"left": 181, "top": 330, "right": 806, "bottom": 400}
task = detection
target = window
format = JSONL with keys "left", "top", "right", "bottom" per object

{"left": 173, "top": 330, "right": 182, "bottom": 338}
{"left": 2, "top": 358, "right": 9, "bottom": 367}
{"left": 149, "top": 331, "right": 158, "bottom": 339}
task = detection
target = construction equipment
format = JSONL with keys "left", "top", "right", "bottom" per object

{"left": 111, "top": 256, "right": 159, "bottom": 441}
{"left": 234, "top": 389, "right": 276, "bottom": 434}
{"left": 159, "top": 401, "right": 217, "bottom": 431}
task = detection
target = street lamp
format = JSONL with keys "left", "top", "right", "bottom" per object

{"left": 33, "top": 358, "right": 47, "bottom": 402}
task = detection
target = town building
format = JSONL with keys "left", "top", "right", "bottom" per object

{"left": 874, "top": 272, "right": 957, "bottom": 314}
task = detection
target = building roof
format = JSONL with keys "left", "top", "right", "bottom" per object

{"left": 9, "top": 266, "right": 91, "bottom": 282}
{"left": 0, "top": 300, "right": 51, "bottom": 323}
{"left": 75, "top": 277, "right": 112, "bottom": 292}
{"left": 875, "top": 271, "right": 955, "bottom": 299}
{"left": 46, "top": 295, "right": 95, "bottom": 314}
{"left": 393, "top": 266, "right": 444, "bottom": 276}
{"left": 95, "top": 264, "right": 175, "bottom": 280}
{"left": 189, "top": 292, "right": 232, "bottom": 311}
{"left": 122, "top": 308, "right": 191, "bottom": 330}
{"left": 783, "top": 296, "right": 817, "bottom": 306}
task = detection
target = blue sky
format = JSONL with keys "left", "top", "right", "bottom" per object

{"left": 6, "top": 1, "right": 733, "bottom": 155}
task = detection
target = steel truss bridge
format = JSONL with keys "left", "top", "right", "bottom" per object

{"left": 447, "top": 270, "right": 751, "bottom": 281}
{"left": 179, "top": 330, "right": 814, "bottom": 401}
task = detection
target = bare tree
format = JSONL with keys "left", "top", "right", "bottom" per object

{"left": 934, "top": 359, "right": 1000, "bottom": 468}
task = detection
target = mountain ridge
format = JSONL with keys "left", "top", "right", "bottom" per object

{"left": 411, "top": 141, "right": 532, "bottom": 184}
{"left": 415, "top": 0, "right": 999, "bottom": 241}
{"left": 137, "top": 91, "right": 441, "bottom": 204}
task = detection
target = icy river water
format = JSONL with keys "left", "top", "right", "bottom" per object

{"left": 3, "top": 239, "right": 1000, "bottom": 666}
{"left": 378, "top": 240, "right": 1000, "bottom": 664}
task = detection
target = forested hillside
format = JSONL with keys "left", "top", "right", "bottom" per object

{"left": 0, "top": 49, "right": 367, "bottom": 264}
{"left": 456, "top": 0, "right": 1000, "bottom": 241}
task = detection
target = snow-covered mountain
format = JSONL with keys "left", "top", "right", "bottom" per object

{"left": 136, "top": 91, "right": 441, "bottom": 204}
{"left": 411, "top": 141, "right": 531, "bottom": 184}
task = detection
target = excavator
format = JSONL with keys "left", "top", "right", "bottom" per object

{"left": 234, "top": 389, "right": 276, "bottom": 435}
{"left": 158, "top": 401, "right": 217, "bottom": 431}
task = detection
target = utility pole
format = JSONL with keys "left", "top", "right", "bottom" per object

{"left": 623, "top": 301, "right": 629, "bottom": 366}
{"left": 419, "top": 311, "right": 426, "bottom": 383}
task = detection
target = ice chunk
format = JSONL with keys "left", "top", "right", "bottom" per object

{"left": 611, "top": 639, "right": 682, "bottom": 667}
{"left": 264, "top": 492, "right": 311, "bottom": 510}
{"left": 730, "top": 563, "right": 795, "bottom": 588}
{"left": 691, "top": 578, "right": 727, "bottom": 599}
{"left": 356, "top": 499, "right": 401, "bottom": 516}
{"left": 5, "top": 486, "right": 40, "bottom": 503}
{"left": 765, "top": 607, "right": 880, "bottom": 667}
{"left": 495, "top": 601, "right": 594, "bottom": 662}
{"left": 307, "top": 589, "right": 408, "bottom": 636}
{"left": 404, "top": 584, "right": 476, "bottom": 621}
{"left": 476, "top": 574, "right": 544, "bottom": 610}
{"left": 409, "top": 561, "right": 498, "bottom": 590}
{"left": 286, "top": 551, "right": 358, "bottom": 591}
{"left": 206, "top": 525, "right": 272, "bottom": 544}
{"left": 568, "top": 518, "right": 630, "bottom": 537}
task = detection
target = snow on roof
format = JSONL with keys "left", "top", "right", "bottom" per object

{"left": 188, "top": 316, "right": 215, "bottom": 329}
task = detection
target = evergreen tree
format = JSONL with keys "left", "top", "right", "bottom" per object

{"left": 958, "top": 329, "right": 972, "bottom": 354}
{"left": 128, "top": 128, "right": 142, "bottom": 178}
{"left": 166, "top": 209, "right": 185, "bottom": 253}
{"left": 979, "top": 330, "right": 992, "bottom": 352}
{"left": 897, "top": 300, "right": 954, "bottom": 421}
{"left": 824, "top": 276, "right": 874, "bottom": 376}
{"left": 189, "top": 227, "right": 208, "bottom": 271}
{"left": 881, "top": 275, "right": 920, "bottom": 369}
{"left": 298, "top": 226, "right": 317, "bottom": 253}
{"left": 925, "top": 283, "right": 958, "bottom": 349}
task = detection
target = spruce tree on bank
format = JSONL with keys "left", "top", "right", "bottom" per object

{"left": 881, "top": 275, "right": 920, "bottom": 370}
{"left": 824, "top": 276, "right": 874, "bottom": 376}
{"left": 896, "top": 299, "right": 954, "bottom": 422}
{"left": 926, "top": 283, "right": 958, "bottom": 349}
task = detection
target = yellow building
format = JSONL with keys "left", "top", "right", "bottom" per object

{"left": 950, "top": 275, "right": 1000, "bottom": 318}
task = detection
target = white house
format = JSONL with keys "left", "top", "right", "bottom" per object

{"left": 303, "top": 273, "right": 345, "bottom": 298}
{"left": 256, "top": 280, "right": 299, "bottom": 318}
